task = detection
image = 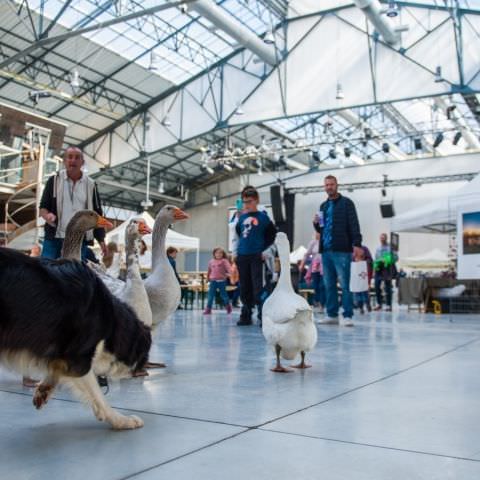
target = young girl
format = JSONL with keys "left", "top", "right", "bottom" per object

{"left": 227, "top": 255, "right": 240, "bottom": 308}
{"left": 354, "top": 245, "right": 373, "bottom": 314}
{"left": 204, "top": 247, "right": 233, "bottom": 315}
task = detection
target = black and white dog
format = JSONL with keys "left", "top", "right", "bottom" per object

{"left": 0, "top": 247, "right": 151, "bottom": 430}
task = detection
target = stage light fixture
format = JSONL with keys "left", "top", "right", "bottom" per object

{"left": 336, "top": 83, "right": 344, "bottom": 100}
{"left": 234, "top": 103, "right": 244, "bottom": 115}
{"left": 453, "top": 131, "right": 462, "bottom": 145}
{"left": 264, "top": 29, "right": 275, "bottom": 44}
{"left": 433, "top": 132, "right": 444, "bottom": 148}
{"left": 70, "top": 68, "right": 80, "bottom": 88}
{"left": 446, "top": 105, "right": 456, "bottom": 120}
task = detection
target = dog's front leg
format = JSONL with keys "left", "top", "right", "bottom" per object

{"left": 33, "top": 378, "right": 58, "bottom": 409}
{"left": 69, "top": 370, "right": 144, "bottom": 430}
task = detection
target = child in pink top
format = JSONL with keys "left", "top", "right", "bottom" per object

{"left": 204, "top": 247, "right": 232, "bottom": 315}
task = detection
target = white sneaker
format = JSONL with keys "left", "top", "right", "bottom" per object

{"left": 342, "top": 318, "right": 354, "bottom": 327}
{"left": 318, "top": 316, "right": 339, "bottom": 325}
{"left": 313, "top": 305, "right": 324, "bottom": 314}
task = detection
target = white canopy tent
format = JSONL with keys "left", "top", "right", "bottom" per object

{"left": 402, "top": 248, "right": 451, "bottom": 270}
{"left": 290, "top": 245, "right": 307, "bottom": 264}
{"left": 106, "top": 212, "right": 200, "bottom": 271}
{"left": 391, "top": 174, "right": 480, "bottom": 234}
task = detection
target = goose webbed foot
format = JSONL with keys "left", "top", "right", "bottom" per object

{"left": 271, "top": 345, "right": 293, "bottom": 373}
{"left": 291, "top": 351, "right": 312, "bottom": 369}
{"left": 145, "top": 361, "right": 167, "bottom": 369}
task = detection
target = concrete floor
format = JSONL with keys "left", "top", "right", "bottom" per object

{"left": 1, "top": 309, "right": 480, "bottom": 480}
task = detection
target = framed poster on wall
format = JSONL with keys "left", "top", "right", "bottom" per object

{"left": 457, "top": 209, "right": 480, "bottom": 279}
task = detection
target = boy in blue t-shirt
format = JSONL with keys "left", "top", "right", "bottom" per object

{"left": 233, "top": 186, "right": 276, "bottom": 326}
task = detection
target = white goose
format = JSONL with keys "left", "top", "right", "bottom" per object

{"left": 262, "top": 232, "right": 318, "bottom": 372}
{"left": 88, "top": 219, "right": 153, "bottom": 328}
{"left": 144, "top": 205, "right": 189, "bottom": 327}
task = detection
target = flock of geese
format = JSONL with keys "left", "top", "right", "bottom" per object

{"left": 54, "top": 204, "right": 318, "bottom": 373}
{"left": 67, "top": 206, "right": 189, "bottom": 373}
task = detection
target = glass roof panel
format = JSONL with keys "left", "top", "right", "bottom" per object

{"left": 27, "top": 0, "right": 283, "bottom": 84}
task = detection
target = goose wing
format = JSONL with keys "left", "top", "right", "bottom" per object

{"left": 87, "top": 261, "right": 125, "bottom": 298}
{"left": 263, "top": 292, "right": 311, "bottom": 325}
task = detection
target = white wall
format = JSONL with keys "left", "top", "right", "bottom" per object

{"left": 175, "top": 153, "right": 480, "bottom": 266}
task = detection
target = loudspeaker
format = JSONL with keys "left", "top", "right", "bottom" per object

{"left": 270, "top": 185, "right": 285, "bottom": 224}
{"left": 380, "top": 201, "right": 395, "bottom": 218}
{"left": 284, "top": 192, "right": 295, "bottom": 247}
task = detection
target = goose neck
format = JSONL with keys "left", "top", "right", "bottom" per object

{"left": 61, "top": 229, "right": 85, "bottom": 260}
{"left": 152, "top": 221, "right": 169, "bottom": 270}
{"left": 125, "top": 234, "right": 140, "bottom": 271}
{"left": 278, "top": 249, "right": 294, "bottom": 292}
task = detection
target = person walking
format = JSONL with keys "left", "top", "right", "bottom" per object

{"left": 39, "top": 146, "right": 107, "bottom": 260}
{"left": 374, "top": 233, "right": 397, "bottom": 312}
{"left": 233, "top": 185, "right": 276, "bottom": 326}
{"left": 204, "top": 247, "right": 232, "bottom": 315}
{"left": 313, "top": 175, "right": 363, "bottom": 327}
{"left": 300, "top": 232, "right": 325, "bottom": 313}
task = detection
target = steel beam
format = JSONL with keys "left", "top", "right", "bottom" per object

{"left": 96, "top": 178, "right": 185, "bottom": 204}
{"left": 78, "top": 47, "right": 244, "bottom": 148}
{"left": 287, "top": 172, "right": 476, "bottom": 194}
{"left": 0, "top": 0, "right": 198, "bottom": 69}
{"left": 39, "top": 0, "right": 73, "bottom": 39}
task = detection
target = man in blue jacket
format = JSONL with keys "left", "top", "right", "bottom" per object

{"left": 313, "top": 175, "right": 363, "bottom": 326}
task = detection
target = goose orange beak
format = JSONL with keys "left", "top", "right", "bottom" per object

{"left": 173, "top": 207, "right": 189, "bottom": 220}
{"left": 138, "top": 221, "right": 152, "bottom": 235}
{"left": 96, "top": 216, "right": 113, "bottom": 229}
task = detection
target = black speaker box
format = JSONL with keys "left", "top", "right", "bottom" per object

{"left": 270, "top": 185, "right": 285, "bottom": 224}
{"left": 380, "top": 202, "right": 395, "bottom": 218}
{"left": 284, "top": 192, "right": 295, "bottom": 247}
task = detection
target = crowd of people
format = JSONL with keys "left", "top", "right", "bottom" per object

{"left": 35, "top": 145, "right": 399, "bottom": 334}
{"left": 211, "top": 176, "right": 399, "bottom": 328}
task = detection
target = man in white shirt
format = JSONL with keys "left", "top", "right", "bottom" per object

{"left": 39, "top": 146, "right": 107, "bottom": 260}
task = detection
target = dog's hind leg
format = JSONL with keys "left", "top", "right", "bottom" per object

{"left": 69, "top": 370, "right": 144, "bottom": 430}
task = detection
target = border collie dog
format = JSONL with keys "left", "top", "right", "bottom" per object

{"left": 0, "top": 248, "right": 151, "bottom": 430}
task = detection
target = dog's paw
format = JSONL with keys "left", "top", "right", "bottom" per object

{"left": 33, "top": 383, "right": 54, "bottom": 410}
{"left": 109, "top": 413, "right": 144, "bottom": 430}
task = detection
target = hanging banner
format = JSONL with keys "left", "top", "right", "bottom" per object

{"left": 457, "top": 209, "right": 480, "bottom": 279}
